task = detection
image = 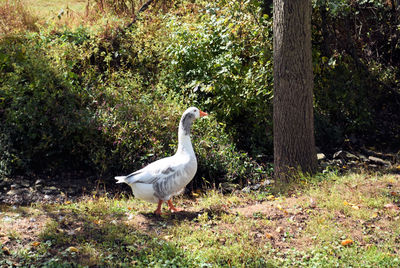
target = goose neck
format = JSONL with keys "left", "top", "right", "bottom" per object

{"left": 177, "top": 129, "right": 194, "bottom": 155}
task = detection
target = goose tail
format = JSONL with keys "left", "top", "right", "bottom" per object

{"left": 115, "top": 176, "right": 127, "bottom": 184}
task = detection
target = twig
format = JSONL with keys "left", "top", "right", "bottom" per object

{"left": 126, "top": 0, "right": 156, "bottom": 29}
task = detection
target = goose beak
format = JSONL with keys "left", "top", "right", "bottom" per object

{"left": 199, "top": 110, "right": 208, "bottom": 117}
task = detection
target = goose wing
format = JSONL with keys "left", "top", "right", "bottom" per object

{"left": 124, "top": 156, "right": 187, "bottom": 185}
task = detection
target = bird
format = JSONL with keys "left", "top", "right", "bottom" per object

{"left": 115, "top": 107, "right": 208, "bottom": 215}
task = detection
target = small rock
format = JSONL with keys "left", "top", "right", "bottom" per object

{"left": 6, "top": 189, "right": 17, "bottom": 195}
{"left": 7, "top": 189, "right": 25, "bottom": 195}
{"left": 368, "top": 156, "right": 390, "bottom": 166}
{"left": 333, "top": 150, "right": 344, "bottom": 159}
{"left": 10, "top": 184, "right": 20, "bottom": 190}
{"left": 42, "top": 186, "right": 59, "bottom": 194}
{"left": 263, "top": 179, "right": 273, "bottom": 185}
{"left": 359, "top": 154, "right": 368, "bottom": 162}
{"left": 20, "top": 179, "right": 30, "bottom": 187}
{"left": 349, "top": 161, "right": 358, "bottom": 166}
{"left": 221, "top": 182, "right": 237, "bottom": 193}
{"left": 309, "top": 198, "right": 317, "bottom": 209}
{"left": 2, "top": 216, "right": 13, "bottom": 222}
{"left": 345, "top": 152, "right": 359, "bottom": 160}
{"left": 331, "top": 159, "right": 344, "bottom": 165}
{"left": 333, "top": 150, "right": 359, "bottom": 160}
{"left": 66, "top": 188, "right": 76, "bottom": 195}
{"left": 250, "top": 184, "right": 261, "bottom": 191}
{"left": 242, "top": 186, "right": 251, "bottom": 193}
{"left": 35, "top": 179, "right": 44, "bottom": 185}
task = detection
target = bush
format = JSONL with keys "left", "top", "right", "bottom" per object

{"left": 0, "top": 35, "right": 99, "bottom": 175}
{"left": 312, "top": 0, "right": 400, "bottom": 151}
{"left": 0, "top": 19, "right": 270, "bottom": 188}
{"left": 160, "top": 1, "right": 274, "bottom": 156}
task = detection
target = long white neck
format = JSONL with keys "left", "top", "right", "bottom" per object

{"left": 176, "top": 124, "right": 194, "bottom": 155}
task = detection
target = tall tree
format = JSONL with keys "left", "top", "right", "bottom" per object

{"left": 273, "top": 0, "right": 317, "bottom": 182}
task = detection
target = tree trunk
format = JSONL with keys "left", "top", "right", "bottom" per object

{"left": 273, "top": 0, "right": 317, "bottom": 182}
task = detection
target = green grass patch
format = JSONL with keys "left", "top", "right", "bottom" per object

{"left": 1, "top": 172, "right": 400, "bottom": 267}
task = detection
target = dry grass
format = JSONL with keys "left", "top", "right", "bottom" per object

{"left": 0, "top": 0, "right": 130, "bottom": 35}
{"left": 0, "top": 0, "right": 39, "bottom": 36}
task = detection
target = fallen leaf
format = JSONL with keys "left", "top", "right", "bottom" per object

{"left": 0, "top": 235, "right": 9, "bottom": 245}
{"left": 267, "top": 195, "right": 275, "bottom": 201}
{"left": 163, "top": 235, "right": 173, "bottom": 240}
{"left": 384, "top": 203, "right": 400, "bottom": 211}
{"left": 2, "top": 246, "right": 11, "bottom": 255}
{"left": 217, "top": 238, "right": 226, "bottom": 244}
{"left": 265, "top": 233, "right": 274, "bottom": 239}
{"left": 276, "top": 204, "right": 288, "bottom": 214}
{"left": 341, "top": 239, "right": 354, "bottom": 246}
{"left": 309, "top": 198, "right": 317, "bottom": 209}
{"left": 32, "top": 241, "right": 41, "bottom": 247}
{"left": 93, "top": 219, "right": 103, "bottom": 225}
{"left": 67, "top": 246, "right": 79, "bottom": 253}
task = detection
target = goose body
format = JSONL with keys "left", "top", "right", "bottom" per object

{"left": 115, "top": 107, "right": 207, "bottom": 214}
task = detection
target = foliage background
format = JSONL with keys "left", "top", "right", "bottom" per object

{"left": 1, "top": 0, "right": 399, "bottom": 187}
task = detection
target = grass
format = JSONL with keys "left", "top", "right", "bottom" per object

{"left": 22, "top": 0, "right": 87, "bottom": 19}
{"left": 1, "top": 172, "right": 400, "bottom": 267}
{"left": 0, "top": 0, "right": 130, "bottom": 35}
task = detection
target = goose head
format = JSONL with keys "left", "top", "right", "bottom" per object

{"left": 180, "top": 107, "right": 208, "bottom": 135}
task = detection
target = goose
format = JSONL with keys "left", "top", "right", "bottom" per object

{"left": 115, "top": 107, "right": 208, "bottom": 215}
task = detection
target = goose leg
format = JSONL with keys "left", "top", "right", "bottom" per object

{"left": 167, "top": 200, "right": 182, "bottom": 212}
{"left": 154, "top": 200, "right": 163, "bottom": 215}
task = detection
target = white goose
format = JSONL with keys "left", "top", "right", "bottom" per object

{"left": 115, "top": 107, "right": 208, "bottom": 215}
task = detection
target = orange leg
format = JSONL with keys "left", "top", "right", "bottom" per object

{"left": 154, "top": 200, "right": 163, "bottom": 215}
{"left": 167, "top": 200, "right": 182, "bottom": 212}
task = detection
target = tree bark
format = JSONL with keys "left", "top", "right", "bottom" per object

{"left": 273, "top": 0, "right": 317, "bottom": 182}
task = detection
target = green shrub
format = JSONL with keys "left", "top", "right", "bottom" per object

{"left": 312, "top": 0, "right": 400, "bottom": 151}
{"left": 0, "top": 21, "right": 269, "bottom": 187}
{"left": 0, "top": 35, "right": 99, "bottom": 175}
{"left": 160, "top": 0, "right": 274, "bottom": 156}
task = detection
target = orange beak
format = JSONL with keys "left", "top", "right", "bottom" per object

{"left": 199, "top": 110, "right": 208, "bottom": 117}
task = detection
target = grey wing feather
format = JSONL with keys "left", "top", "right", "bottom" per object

{"left": 125, "top": 158, "right": 180, "bottom": 185}
{"left": 153, "top": 169, "right": 183, "bottom": 200}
